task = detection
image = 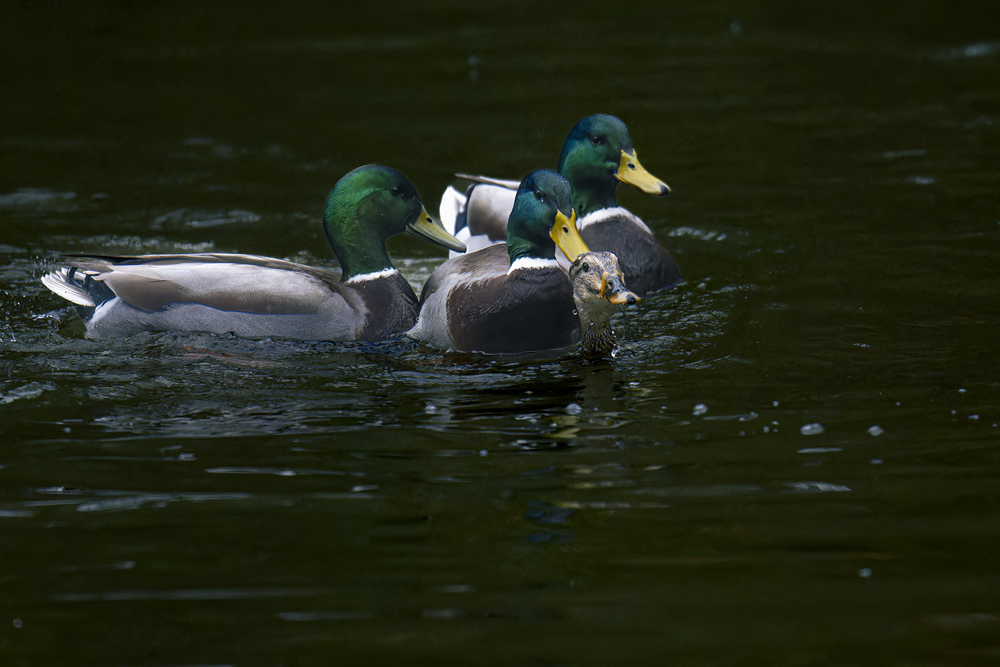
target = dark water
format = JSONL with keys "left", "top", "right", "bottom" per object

{"left": 3, "top": 2, "right": 1000, "bottom": 665}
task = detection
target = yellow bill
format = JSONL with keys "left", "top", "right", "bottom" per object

{"left": 407, "top": 206, "right": 467, "bottom": 253}
{"left": 549, "top": 209, "right": 590, "bottom": 262}
{"left": 615, "top": 149, "right": 671, "bottom": 196}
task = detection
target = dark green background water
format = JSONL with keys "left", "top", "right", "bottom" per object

{"left": 2, "top": 1, "right": 999, "bottom": 665}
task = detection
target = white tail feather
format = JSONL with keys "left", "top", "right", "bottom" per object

{"left": 41, "top": 268, "right": 96, "bottom": 307}
{"left": 438, "top": 185, "right": 467, "bottom": 236}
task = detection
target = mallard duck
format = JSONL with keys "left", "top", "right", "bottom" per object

{"left": 439, "top": 114, "right": 680, "bottom": 296}
{"left": 40, "top": 164, "right": 467, "bottom": 342}
{"left": 411, "top": 169, "right": 618, "bottom": 354}
{"left": 568, "top": 251, "right": 640, "bottom": 357}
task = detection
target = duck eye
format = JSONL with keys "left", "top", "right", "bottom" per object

{"left": 581, "top": 262, "right": 590, "bottom": 272}
{"left": 534, "top": 190, "right": 546, "bottom": 203}
{"left": 590, "top": 134, "right": 603, "bottom": 146}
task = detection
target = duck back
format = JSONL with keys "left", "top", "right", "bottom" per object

{"left": 580, "top": 211, "right": 681, "bottom": 296}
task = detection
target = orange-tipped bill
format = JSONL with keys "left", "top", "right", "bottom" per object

{"left": 600, "top": 271, "right": 640, "bottom": 306}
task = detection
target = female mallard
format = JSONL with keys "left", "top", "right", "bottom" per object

{"left": 410, "top": 169, "right": 634, "bottom": 354}
{"left": 568, "top": 251, "right": 640, "bottom": 357}
{"left": 439, "top": 114, "right": 680, "bottom": 296}
{"left": 40, "top": 164, "right": 466, "bottom": 342}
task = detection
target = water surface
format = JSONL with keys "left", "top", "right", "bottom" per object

{"left": 2, "top": 2, "right": 999, "bottom": 665}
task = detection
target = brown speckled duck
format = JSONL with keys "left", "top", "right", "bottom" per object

{"left": 568, "top": 251, "right": 640, "bottom": 357}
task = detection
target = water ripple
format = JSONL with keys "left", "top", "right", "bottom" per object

{"left": 0, "top": 381, "right": 55, "bottom": 404}
{"left": 53, "top": 587, "right": 323, "bottom": 603}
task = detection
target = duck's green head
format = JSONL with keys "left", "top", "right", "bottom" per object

{"left": 556, "top": 114, "right": 670, "bottom": 217}
{"left": 323, "top": 165, "right": 465, "bottom": 280}
{"left": 506, "top": 169, "right": 590, "bottom": 265}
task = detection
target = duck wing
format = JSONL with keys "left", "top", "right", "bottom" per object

{"left": 414, "top": 245, "right": 577, "bottom": 353}
{"left": 419, "top": 244, "right": 510, "bottom": 307}
{"left": 62, "top": 253, "right": 345, "bottom": 315}
{"left": 449, "top": 267, "right": 576, "bottom": 353}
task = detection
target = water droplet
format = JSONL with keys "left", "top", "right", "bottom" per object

{"left": 693, "top": 404, "right": 708, "bottom": 416}
{"left": 13, "top": 618, "right": 22, "bottom": 629}
{"left": 566, "top": 403, "right": 582, "bottom": 416}
{"left": 800, "top": 422, "right": 824, "bottom": 436}
{"left": 858, "top": 568, "right": 872, "bottom": 578}
{"left": 867, "top": 425, "right": 884, "bottom": 436}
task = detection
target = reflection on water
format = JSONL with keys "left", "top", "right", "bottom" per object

{"left": 3, "top": 1, "right": 1000, "bottom": 664}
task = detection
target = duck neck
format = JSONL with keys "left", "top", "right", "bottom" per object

{"left": 506, "top": 238, "right": 554, "bottom": 265}
{"left": 506, "top": 216, "right": 556, "bottom": 266}
{"left": 569, "top": 176, "right": 618, "bottom": 218}
{"left": 324, "top": 221, "right": 393, "bottom": 282}
{"left": 558, "top": 154, "right": 619, "bottom": 218}
{"left": 576, "top": 301, "right": 618, "bottom": 357}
